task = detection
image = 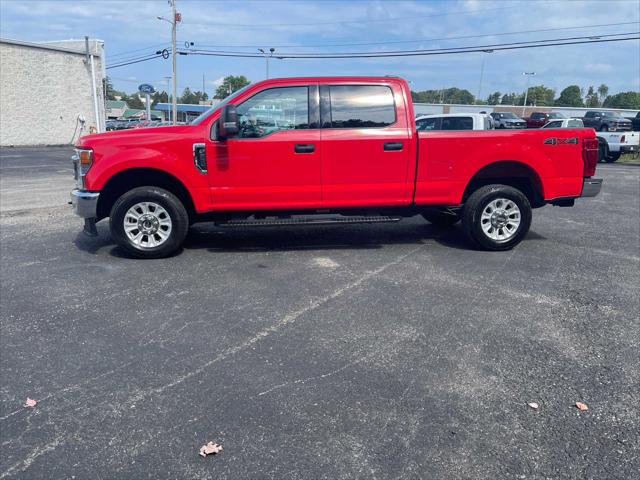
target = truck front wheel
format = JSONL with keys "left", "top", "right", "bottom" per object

{"left": 461, "top": 185, "right": 532, "bottom": 251}
{"left": 109, "top": 186, "right": 189, "bottom": 259}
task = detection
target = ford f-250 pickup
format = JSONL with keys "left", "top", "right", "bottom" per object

{"left": 71, "top": 76, "right": 602, "bottom": 258}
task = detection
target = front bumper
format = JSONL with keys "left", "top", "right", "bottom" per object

{"left": 581, "top": 178, "right": 602, "bottom": 198}
{"left": 71, "top": 189, "right": 99, "bottom": 218}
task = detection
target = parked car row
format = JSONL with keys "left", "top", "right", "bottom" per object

{"left": 414, "top": 112, "right": 638, "bottom": 163}
{"left": 105, "top": 119, "right": 170, "bottom": 131}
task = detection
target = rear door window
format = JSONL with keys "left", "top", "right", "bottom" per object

{"left": 328, "top": 85, "right": 396, "bottom": 128}
{"left": 416, "top": 117, "right": 439, "bottom": 131}
{"left": 441, "top": 116, "right": 474, "bottom": 130}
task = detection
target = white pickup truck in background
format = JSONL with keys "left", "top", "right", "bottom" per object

{"left": 542, "top": 118, "right": 639, "bottom": 162}
{"left": 596, "top": 131, "right": 640, "bottom": 162}
{"left": 415, "top": 113, "right": 493, "bottom": 131}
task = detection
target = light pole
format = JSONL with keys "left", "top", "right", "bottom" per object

{"left": 477, "top": 49, "right": 493, "bottom": 103}
{"left": 157, "top": 0, "right": 179, "bottom": 125}
{"left": 522, "top": 72, "right": 536, "bottom": 116}
{"left": 258, "top": 48, "right": 275, "bottom": 79}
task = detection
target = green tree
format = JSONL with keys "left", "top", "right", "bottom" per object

{"left": 124, "top": 93, "right": 144, "bottom": 109}
{"left": 215, "top": 75, "right": 250, "bottom": 98}
{"left": 554, "top": 85, "right": 584, "bottom": 107}
{"left": 486, "top": 91, "right": 502, "bottom": 105}
{"left": 104, "top": 76, "right": 117, "bottom": 100}
{"left": 603, "top": 91, "right": 640, "bottom": 109}
{"left": 585, "top": 86, "right": 599, "bottom": 108}
{"left": 526, "top": 85, "right": 555, "bottom": 106}
{"left": 500, "top": 92, "right": 524, "bottom": 105}
{"left": 151, "top": 90, "right": 169, "bottom": 107}
{"left": 597, "top": 84, "right": 609, "bottom": 106}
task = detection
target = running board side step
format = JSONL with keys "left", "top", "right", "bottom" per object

{"left": 217, "top": 216, "right": 401, "bottom": 227}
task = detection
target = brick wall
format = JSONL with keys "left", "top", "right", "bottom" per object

{"left": 0, "top": 39, "right": 105, "bottom": 146}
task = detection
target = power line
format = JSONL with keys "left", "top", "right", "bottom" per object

{"left": 187, "top": 21, "right": 639, "bottom": 50}
{"left": 108, "top": 42, "right": 170, "bottom": 59}
{"left": 184, "top": 32, "right": 640, "bottom": 58}
{"left": 183, "top": 36, "right": 639, "bottom": 59}
{"left": 106, "top": 33, "right": 639, "bottom": 68}
{"left": 107, "top": 54, "right": 164, "bottom": 69}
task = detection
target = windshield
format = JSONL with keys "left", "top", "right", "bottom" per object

{"left": 548, "top": 112, "right": 565, "bottom": 119}
{"left": 603, "top": 112, "right": 622, "bottom": 118}
{"left": 191, "top": 84, "right": 253, "bottom": 125}
{"left": 501, "top": 112, "right": 518, "bottom": 119}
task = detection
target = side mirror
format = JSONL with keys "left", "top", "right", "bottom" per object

{"left": 218, "top": 104, "right": 239, "bottom": 139}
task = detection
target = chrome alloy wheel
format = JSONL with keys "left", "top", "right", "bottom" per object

{"left": 480, "top": 198, "right": 521, "bottom": 242}
{"left": 123, "top": 202, "right": 172, "bottom": 249}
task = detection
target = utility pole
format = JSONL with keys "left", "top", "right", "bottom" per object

{"left": 202, "top": 73, "right": 206, "bottom": 102}
{"left": 522, "top": 72, "right": 536, "bottom": 116}
{"left": 171, "top": 0, "right": 178, "bottom": 125}
{"left": 158, "top": 2, "right": 180, "bottom": 124}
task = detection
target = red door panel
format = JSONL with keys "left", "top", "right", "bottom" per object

{"left": 206, "top": 130, "right": 321, "bottom": 210}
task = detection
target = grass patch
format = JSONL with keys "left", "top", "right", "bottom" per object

{"left": 617, "top": 153, "right": 640, "bottom": 165}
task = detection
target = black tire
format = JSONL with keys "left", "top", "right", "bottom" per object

{"left": 599, "top": 124, "right": 609, "bottom": 132}
{"left": 605, "top": 151, "right": 621, "bottom": 163}
{"left": 109, "top": 186, "right": 189, "bottom": 259}
{"left": 422, "top": 209, "right": 460, "bottom": 227}
{"left": 461, "top": 184, "right": 532, "bottom": 251}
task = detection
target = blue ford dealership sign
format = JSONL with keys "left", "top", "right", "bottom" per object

{"left": 138, "top": 84, "right": 155, "bottom": 94}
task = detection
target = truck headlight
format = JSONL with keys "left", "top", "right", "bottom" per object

{"left": 73, "top": 148, "right": 93, "bottom": 188}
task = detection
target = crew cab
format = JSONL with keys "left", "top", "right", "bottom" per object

{"left": 415, "top": 113, "right": 492, "bottom": 131}
{"left": 525, "top": 111, "right": 566, "bottom": 128}
{"left": 71, "top": 76, "right": 602, "bottom": 258}
{"left": 582, "top": 110, "right": 632, "bottom": 132}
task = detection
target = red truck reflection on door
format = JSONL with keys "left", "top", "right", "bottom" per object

{"left": 71, "top": 76, "right": 602, "bottom": 258}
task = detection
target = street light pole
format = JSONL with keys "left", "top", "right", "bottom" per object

{"left": 258, "top": 48, "right": 275, "bottom": 79}
{"left": 522, "top": 71, "right": 536, "bottom": 116}
{"left": 477, "top": 49, "right": 493, "bottom": 103}
{"left": 165, "top": 75, "right": 172, "bottom": 122}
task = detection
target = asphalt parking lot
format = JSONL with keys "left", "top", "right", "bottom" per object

{"left": 1, "top": 146, "right": 639, "bottom": 479}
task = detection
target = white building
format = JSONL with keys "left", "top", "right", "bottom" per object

{"left": 0, "top": 37, "right": 105, "bottom": 146}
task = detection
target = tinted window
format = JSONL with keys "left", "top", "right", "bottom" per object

{"left": 328, "top": 85, "right": 395, "bottom": 128}
{"left": 548, "top": 112, "right": 565, "bottom": 119}
{"left": 416, "top": 118, "right": 439, "bottom": 131}
{"left": 441, "top": 117, "right": 474, "bottom": 130}
{"left": 236, "top": 86, "right": 309, "bottom": 138}
{"left": 585, "top": 112, "right": 595, "bottom": 118}
{"left": 531, "top": 113, "right": 544, "bottom": 119}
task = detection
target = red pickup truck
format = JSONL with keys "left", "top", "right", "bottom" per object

{"left": 72, "top": 76, "right": 601, "bottom": 258}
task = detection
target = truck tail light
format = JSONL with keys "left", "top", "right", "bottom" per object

{"left": 582, "top": 138, "right": 598, "bottom": 177}
{"left": 620, "top": 135, "right": 625, "bottom": 143}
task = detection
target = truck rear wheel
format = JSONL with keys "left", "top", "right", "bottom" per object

{"left": 605, "top": 151, "right": 621, "bottom": 163}
{"left": 461, "top": 184, "right": 532, "bottom": 251}
{"left": 109, "top": 186, "right": 189, "bottom": 259}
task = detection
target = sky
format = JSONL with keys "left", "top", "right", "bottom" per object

{"left": 1, "top": 0, "right": 639, "bottom": 100}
